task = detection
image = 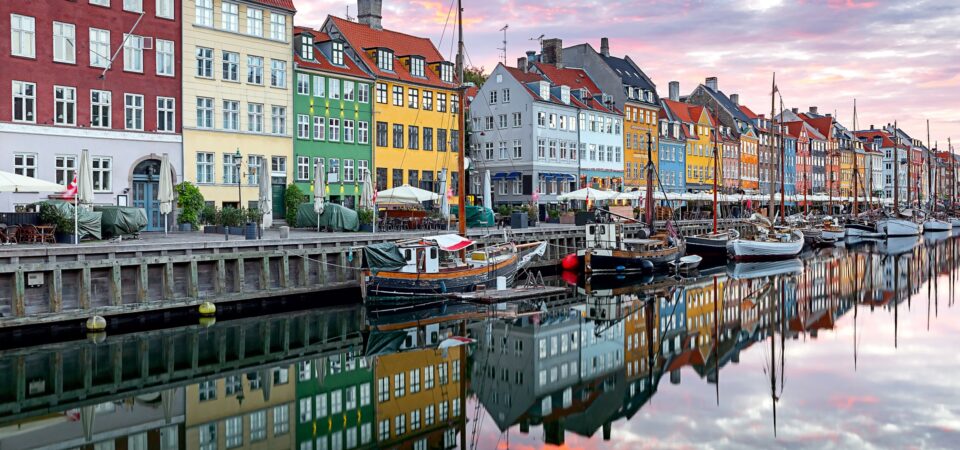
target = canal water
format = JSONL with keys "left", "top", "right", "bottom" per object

{"left": 2, "top": 234, "right": 959, "bottom": 449}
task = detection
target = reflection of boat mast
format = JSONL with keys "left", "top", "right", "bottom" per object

{"left": 714, "top": 275, "right": 720, "bottom": 406}
{"left": 894, "top": 254, "right": 900, "bottom": 349}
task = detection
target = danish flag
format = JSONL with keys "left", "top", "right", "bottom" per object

{"left": 62, "top": 174, "right": 78, "bottom": 199}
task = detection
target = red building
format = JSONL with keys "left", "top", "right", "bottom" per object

{"left": 1, "top": 0, "right": 182, "bottom": 230}
{"left": 785, "top": 120, "right": 811, "bottom": 204}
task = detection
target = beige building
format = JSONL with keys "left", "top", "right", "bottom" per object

{"left": 182, "top": 0, "right": 296, "bottom": 213}
{"left": 186, "top": 367, "right": 296, "bottom": 450}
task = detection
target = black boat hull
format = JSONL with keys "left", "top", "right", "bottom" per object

{"left": 578, "top": 249, "right": 677, "bottom": 274}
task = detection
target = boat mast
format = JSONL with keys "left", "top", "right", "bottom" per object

{"left": 712, "top": 103, "right": 719, "bottom": 234}
{"left": 952, "top": 138, "right": 955, "bottom": 214}
{"left": 779, "top": 98, "right": 785, "bottom": 219}
{"left": 768, "top": 73, "right": 777, "bottom": 222}
{"left": 456, "top": 0, "right": 467, "bottom": 247}
{"left": 903, "top": 121, "right": 912, "bottom": 210}
{"left": 893, "top": 120, "right": 900, "bottom": 215}
{"left": 645, "top": 131, "right": 655, "bottom": 231}
{"left": 853, "top": 100, "right": 859, "bottom": 216}
{"left": 927, "top": 119, "right": 933, "bottom": 214}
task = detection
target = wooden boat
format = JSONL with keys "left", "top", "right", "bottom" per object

{"left": 669, "top": 255, "right": 702, "bottom": 274}
{"left": 363, "top": 234, "right": 546, "bottom": 307}
{"left": 949, "top": 217, "right": 960, "bottom": 228}
{"left": 877, "top": 215, "right": 921, "bottom": 237}
{"left": 727, "top": 227, "right": 805, "bottom": 261}
{"left": 686, "top": 229, "right": 739, "bottom": 259}
{"left": 922, "top": 217, "right": 952, "bottom": 232}
{"left": 845, "top": 220, "right": 883, "bottom": 239}
{"left": 578, "top": 223, "right": 682, "bottom": 274}
{"left": 727, "top": 258, "right": 803, "bottom": 280}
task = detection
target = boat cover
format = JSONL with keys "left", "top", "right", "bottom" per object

{"left": 364, "top": 330, "right": 409, "bottom": 356}
{"left": 295, "top": 202, "right": 359, "bottom": 231}
{"left": 37, "top": 200, "right": 103, "bottom": 240}
{"left": 363, "top": 242, "right": 407, "bottom": 271}
{"left": 95, "top": 206, "right": 147, "bottom": 237}
{"left": 423, "top": 234, "right": 474, "bottom": 251}
{"left": 448, "top": 205, "right": 495, "bottom": 227}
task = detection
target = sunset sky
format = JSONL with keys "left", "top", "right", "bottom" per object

{"left": 298, "top": 0, "right": 960, "bottom": 149}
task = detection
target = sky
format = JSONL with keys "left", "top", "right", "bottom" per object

{"left": 297, "top": 0, "right": 960, "bottom": 150}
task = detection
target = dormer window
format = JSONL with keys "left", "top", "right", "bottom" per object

{"left": 300, "top": 35, "right": 314, "bottom": 60}
{"left": 376, "top": 48, "right": 394, "bottom": 71}
{"left": 410, "top": 57, "right": 425, "bottom": 77}
{"left": 439, "top": 63, "right": 453, "bottom": 83}
{"left": 331, "top": 41, "right": 344, "bottom": 66}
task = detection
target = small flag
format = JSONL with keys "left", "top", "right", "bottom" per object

{"left": 62, "top": 173, "right": 78, "bottom": 199}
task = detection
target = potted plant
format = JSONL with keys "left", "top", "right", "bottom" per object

{"left": 285, "top": 184, "right": 305, "bottom": 226}
{"left": 357, "top": 208, "right": 374, "bottom": 232}
{"left": 175, "top": 182, "right": 204, "bottom": 232}
{"left": 547, "top": 209, "right": 561, "bottom": 224}
{"left": 220, "top": 206, "right": 246, "bottom": 235}
{"left": 39, "top": 202, "right": 77, "bottom": 243}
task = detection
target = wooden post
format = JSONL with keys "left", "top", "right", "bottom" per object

{"left": 280, "top": 255, "right": 290, "bottom": 289}
{"left": 14, "top": 356, "right": 25, "bottom": 413}
{"left": 138, "top": 263, "right": 149, "bottom": 302}
{"left": 299, "top": 254, "right": 309, "bottom": 287}
{"left": 189, "top": 260, "right": 199, "bottom": 299}
{"left": 50, "top": 269, "right": 63, "bottom": 313}
{"left": 216, "top": 259, "right": 226, "bottom": 294}
{"left": 260, "top": 256, "right": 270, "bottom": 290}
{"left": 13, "top": 270, "right": 25, "bottom": 317}
{"left": 319, "top": 252, "right": 327, "bottom": 284}
{"left": 111, "top": 264, "right": 122, "bottom": 306}
{"left": 80, "top": 267, "right": 91, "bottom": 310}
{"left": 237, "top": 327, "right": 246, "bottom": 360}
{"left": 163, "top": 262, "right": 174, "bottom": 300}
{"left": 236, "top": 257, "right": 245, "bottom": 293}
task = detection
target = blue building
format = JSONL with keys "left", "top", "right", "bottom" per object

{"left": 783, "top": 134, "right": 797, "bottom": 197}
{"left": 657, "top": 102, "right": 687, "bottom": 195}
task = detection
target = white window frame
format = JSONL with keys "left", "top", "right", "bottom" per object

{"left": 248, "top": 103, "right": 263, "bottom": 133}
{"left": 196, "top": 97, "right": 214, "bottom": 129}
{"left": 247, "top": 55, "right": 263, "bottom": 84}
{"left": 123, "top": 34, "right": 144, "bottom": 73}
{"left": 271, "top": 105, "right": 286, "bottom": 135}
{"left": 297, "top": 114, "right": 310, "bottom": 139}
{"left": 221, "top": 2, "right": 239, "bottom": 32}
{"left": 89, "top": 28, "right": 111, "bottom": 68}
{"left": 124, "top": 93, "right": 144, "bottom": 130}
{"left": 196, "top": 47, "right": 213, "bottom": 78}
{"left": 222, "top": 100, "right": 239, "bottom": 131}
{"left": 343, "top": 119, "right": 354, "bottom": 143}
{"left": 90, "top": 90, "right": 111, "bottom": 128}
{"left": 222, "top": 50, "right": 240, "bottom": 82}
{"left": 328, "top": 118, "right": 340, "bottom": 142}
{"left": 270, "top": 59, "right": 287, "bottom": 88}
{"left": 358, "top": 84, "right": 369, "bottom": 103}
{"left": 55, "top": 155, "right": 77, "bottom": 186}
{"left": 196, "top": 0, "right": 213, "bottom": 27}
{"left": 156, "top": 0, "right": 174, "bottom": 19}
{"left": 156, "top": 39, "right": 174, "bottom": 76}
{"left": 196, "top": 152, "right": 214, "bottom": 184}
{"left": 123, "top": 0, "right": 143, "bottom": 12}
{"left": 54, "top": 85, "right": 77, "bottom": 126}
{"left": 358, "top": 121, "right": 369, "bottom": 144}
{"left": 246, "top": 8, "right": 263, "bottom": 37}
{"left": 157, "top": 96, "right": 175, "bottom": 132}
{"left": 297, "top": 156, "right": 310, "bottom": 181}
{"left": 313, "top": 116, "right": 325, "bottom": 141}
{"left": 270, "top": 13, "right": 286, "bottom": 41}
{"left": 53, "top": 22, "right": 76, "bottom": 64}
{"left": 11, "top": 14, "right": 36, "bottom": 59}
{"left": 343, "top": 159, "right": 354, "bottom": 182}
{"left": 92, "top": 156, "right": 112, "bottom": 192}
{"left": 297, "top": 73, "right": 310, "bottom": 95}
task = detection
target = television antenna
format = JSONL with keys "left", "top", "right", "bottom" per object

{"left": 530, "top": 34, "right": 545, "bottom": 55}
{"left": 497, "top": 25, "right": 509, "bottom": 65}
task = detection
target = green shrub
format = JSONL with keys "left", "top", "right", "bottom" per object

{"left": 246, "top": 207, "right": 262, "bottom": 223}
{"left": 357, "top": 208, "right": 374, "bottom": 225}
{"left": 201, "top": 204, "right": 219, "bottom": 226}
{"left": 175, "top": 182, "right": 204, "bottom": 227}
{"left": 285, "top": 184, "right": 305, "bottom": 225}
{"left": 220, "top": 207, "right": 245, "bottom": 228}
{"left": 38, "top": 202, "right": 74, "bottom": 233}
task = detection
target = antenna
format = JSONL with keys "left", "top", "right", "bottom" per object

{"left": 498, "top": 24, "right": 509, "bottom": 65}
{"left": 530, "top": 34, "right": 545, "bottom": 56}
{"left": 346, "top": 5, "right": 354, "bottom": 21}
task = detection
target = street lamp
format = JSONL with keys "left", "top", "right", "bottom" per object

{"left": 234, "top": 148, "right": 242, "bottom": 209}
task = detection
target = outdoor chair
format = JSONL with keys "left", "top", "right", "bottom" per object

{"left": 2, "top": 225, "right": 19, "bottom": 244}
{"left": 18, "top": 224, "right": 39, "bottom": 243}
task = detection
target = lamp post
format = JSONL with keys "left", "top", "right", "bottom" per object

{"left": 234, "top": 149, "right": 242, "bottom": 209}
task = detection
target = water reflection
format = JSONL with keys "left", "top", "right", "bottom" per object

{"left": 2, "top": 237, "right": 960, "bottom": 448}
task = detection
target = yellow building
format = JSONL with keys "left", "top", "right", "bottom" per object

{"left": 373, "top": 347, "right": 464, "bottom": 447}
{"left": 181, "top": 0, "right": 295, "bottom": 213}
{"left": 324, "top": 10, "right": 460, "bottom": 200}
{"left": 685, "top": 277, "right": 724, "bottom": 349}
{"left": 624, "top": 102, "right": 660, "bottom": 187}
{"left": 186, "top": 367, "right": 296, "bottom": 449}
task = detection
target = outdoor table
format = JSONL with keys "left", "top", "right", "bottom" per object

{"left": 36, "top": 225, "right": 56, "bottom": 244}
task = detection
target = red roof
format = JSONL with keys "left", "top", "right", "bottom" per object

{"left": 799, "top": 114, "right": 834, "bottom": 141}
{"left": 503, "top": 65, "right": 545, "bottom": 84}
{"left": 293, "top": 27, "right": 372, "bottom": 80}
{"left": 855, "top": 130, "right": 895, "bottom": 149}
{"left": 250, "top": 0, "right": 296, "bottom": 12}
{"left": 739, "top": 105, "right": 759, "bottom": 120}
{"left": 329, "top": 16, "right": 456, "bottom": 90}
{"left": 784, "top": 121, "right": 804, "bottom": 139}
{"left": 532, "top": 63, "right": 601, "bottom": 97}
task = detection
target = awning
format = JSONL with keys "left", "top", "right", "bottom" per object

{"left": 491, "top": 172, "right": 522, "bottom": 181}
{"left": 423, "top": 234, "right": 474, "bottom": 251}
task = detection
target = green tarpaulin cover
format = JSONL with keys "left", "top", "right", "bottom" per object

{"left": 363, "top": 242, "right": 407, "bottom": 271}
{"left": 294, "top": 202, "right": 360, "bottom": 231}
{"left": 450, "top": 205, "right": 495, "bottom": 227}
{"left": 37, "top": 200, "right": 103, "bottom": 240}
{"left": 95, "top": 206, "right": 147, "bottom": 237}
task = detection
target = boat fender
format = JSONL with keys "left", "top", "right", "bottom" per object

{"left": 561, "top": 253, "right": 580, "bottom": 270}
{"left": 347, "top": 250, "right": 354, "bottom": 263}
{"left": 616, "top": 265, "right": 626, "bottom": 272}
{"left": 641, "top": 260, "right": 655, "bottom": 271}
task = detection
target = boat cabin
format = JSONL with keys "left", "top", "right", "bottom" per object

{"left": 585, "top": 223, "right": 624, "bottom": 250}
{"left": 398, "top": 244, "right": 441, "bottom": 274}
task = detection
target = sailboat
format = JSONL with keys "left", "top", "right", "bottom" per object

{"left": 579, "top": 130, "right": 682, "bottom": 273}
{"left": 845, "top": 99, "right": 883, "bottom": 239}
{"left": 361, "top": 2, "right": 546, "bottom": 306}
{"left": 949, "top": 139, "right": 960, "bottom": 227}
{"left": 727, "top": 74, "right": 805, "bottom": 261}
{"left": 877, "top": 121, "right": 922, "bottom": 237}
{"left": 922, "top": 120, "right": 952, "bottom": 232}
{"left": 686, "top": 100, "right": 738, "bottom": 259}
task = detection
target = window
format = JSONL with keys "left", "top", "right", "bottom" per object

{"left": 222, "top": 100, "right": 239, "bottom": 130}
{"left": 407, "top": 87, "right": 419, "bottom": 109}
{"left": 273, "top": 405, "right": 289, "bottom": 435}
{"left": 247, "top": 155, "right": 263, "bottom": 185}
{"left": 437, "top": 129, "right": 448, "bottom": 152}
{"left": 423, "top": 91, "right": 433, "bottom": 110}
{"left": 437, "top": 92, "right": 447, "bottom": 112}
{"left": 225, "top": 416, "right": 242, "bottom": 448}
{"left": 123, "top": 0, "right": 143, "bottom": 11}
{"left": 512, "top": 180, "right": 521, "bottom": 195}
{"left": 157, "top": 97, "right": 175, "bottom": 132}
{"left": 393, "top": 124, "right": 403, "bottom": 149}
{"left": 222, "top": 51, "right": 239, "bottom": 81}
{"left": 394, "top": 373, "right": 406, "bottom": 397}
{"left": 11, "top": 14, "right": 36, "bottom": 58}
{"left": 499, "top": 142, "right": 508, "bottom": 160}
{"left": 484, "top": 142, "right": 494, "bottom": 160}
{"left": 196, "top": 47, "right": 213, "bottom": 78}
{"left": 55, "top": 156, "right": 77, "bottom": 186}
{"left": 53, "top": 22, "right": 76, "bottom": 64}
{"left": 156, "top": 0, "right": 174, "bottom": 18}
{"left": 247, "top": 55, "right": 263, "bottom": 84}
{"left": 408, "top": 126, "right": 419, "bottom": 149}
{"left": 248, "top": 103, "right": 263, "bottom": 132}
{"left": 343, "top": 81, "right": 355, "bottom": 101}
{"left": 325, "top": 40, "right": 343, "bottom": 65}
{"left": 358, "top": 84, "right": 370, "bottom": 103}
{"left": 247, "top": 7, "right": 263, "bottom": 36}
{"left": 344, "top": 159, "right": 355, "bottom": 182}
{"left": 52, "top": 86, "right": 77, "bottom": 126}
{"left": 310, "top": 76, "right": 326, "bottom": 98}
{"left": 439, "top": 363, "right": 449, "bottom": 385}
{"left": 409, "top": 369, "right": 421, "bottom": 393}
{"left": 90, "top": 0, "right": 110, "bottom": 5}
{"left": 503, "top": 88, "right": 511, "bottom": 103}
{"left": 330, "top": 389, "right": 343, "bottom": 415}
{"left": 411, "top": 410, "right": 421, "bottom": 431}
{"left": 249, "top": 411, "right": 267, "bottom": 442}
{"left": 537, "top": 111, "right": 546, "bottom": 127}
{"left": 358, "top": 121, "right": 369, "bottom": 144}
{"left": 313, "top": 116, "right": 325, "bottom": 140}
{"left": 316, "top": 393, "right": 327, "bottom": 418}
{"left": 297, "top": 74, "right": 309, "bottom": 95}
{"left": 91, "top": 90, "right": 111, "bottom": 128}
{"left": 440, "top": 63, "right": 453, "bottom": 82}
{"left": 328, "top": 78, "right": 340, "bottom": 99}
{"left": 513, "top": 140, "right": 522, "bottom": 159}
{"left": 223, "top": 153, "right": 240, "bottom": 184}
{"left": 124, "top": 94, "right": 143, "bottom": 130}
{"left": 14, "top": 153, "right": 37, "bottom": 178}
{"left": 153, "top": 39, "right": 175, "bottom": 76}
{"left": 196, "top": 97, "right": 213, "bottom": 128}
{"left": 328, "top": 118, "right": 340, "bottom": 141}
{"left": 295, "top": 114, "right": 311, "bottom": 139}
{"left": 376, "top": 122, "right": 388, "bottom": 147}
{"left": 89, "top": 28, "right": 111, "bottom": 68}
{"left": 270, "top": 13, "right": 286, "bottom": 41}
{"left": 360, "top": 382, "right": 372, "bottom": 406}
{"left": 378, "top": 377, "right": 390, "bottom": 402}
{"left": 439, "top": 401, "right": 449, "bottom": 421}
{"left": 199, "top": 423, "right": 216, "bottom": 450}
{"left": 196, "top": 0, "right": 213, "bottom": 26}
{"left": 123, "top": 34, "right": 144, "bottom": 72}
{"left": 198, "top": 380, "right": 217, "bottom": 401}
{"left": 394, "top": 414, "right": 406, "bottom": 436}
{"left": 489, "top": 90, "right": 498, "bottom": 104}
{"left": 299, "top": 397, "right": 313, "bottom": 423}
{"left": 271, "top": 60, "right": 287, "bottom": 88}
{"left": 271, "top": 106, "right": 286, "bottom": 134}
{"left": 392, "top": 85, "right": 403, "bottom": 106}
{"left": 272, "top": 156, "right": 286, "bottom": 175}
{"left": 344, "top": 120, "right": 355, "bottom": 143}
{"left": 377, "top": 49, "right": 394, "bottom": 71}
{"left": 219, "top": 2, "right": 239, "bottom": 32}
{"left": 537, "top": 139, "right": 546, "bottom": 159}
{"left": 423, "top": 127, "right": 433, "bottom": 151}
{"left": 378, "top": 420, "right": 390, "bottom": 441}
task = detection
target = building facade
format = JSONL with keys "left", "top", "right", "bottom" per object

{"left": 181, "top": 0, "right": 295, "bottom": 218}
{"left": 0, "top": 0, "right": 183, "bottom": 230}
{"left": 657, "top": 106, "right": 686, "bottom": 194}
{"left": 295, "top": 350, "right": 375, "bottom": 450}
{"left": 323, "top": 6, "right": 460, "bottom": 204}
{"left": 292, "top": 27, "right": 374, "bottom": 208}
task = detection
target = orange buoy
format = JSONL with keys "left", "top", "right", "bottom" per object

{"left": 561, "top": 253, "right": 579, "bottom": 271}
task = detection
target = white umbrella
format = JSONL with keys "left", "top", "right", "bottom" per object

{"left": 313, "top": 161, "right": 325, "bottom": 232}
{"left": 0, "top": 170, "right": 66, "bottom": 192}
{"left": 258, "top": 160, "right": 272, "bottom": 230}
{"left": 158, "top": 153, "right": 174, "bottom": 235}
{"left": 376, "top": 184, "right": 440, "bottom": 204}
{"left": 557, "top": 187, "right": 617, "bottom": 202}
{"left": 438, "top": 169, "right": 449, "bottom": 230}
{"left": 75, "top": 149, "right": 94, "bottom": 245}
{"left": 483, "top": 170, "right": 492, "bottom": 211}
{"left": 360, "top": 169, "right": 376, "bottom": 233}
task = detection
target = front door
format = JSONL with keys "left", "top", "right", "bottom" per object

{"left": 132, "top": 159, "right": 163, "bottom": 231}
{"left": 272, "top": 183, "right": 285, "bottom": 220}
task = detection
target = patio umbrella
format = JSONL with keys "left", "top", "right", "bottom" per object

{"left": 157, "top": 153, "right": 174, "bottom": 235}
{"left": 483, "top": 170, "right": 492, "bottom": 211}
{"left": 313, "top": 161, "right": 325, "bottom": 232}
{"left": 376, "top": 184, "right": 440, "bottom": 204}
{"left": 360, "top": 169, "right": 376, "bottom": 232}
{"left": 557, "top": 187, "right": 617, "bottom": 202}
{"left": 258, "top": 160, "right": 272, "bottom": 230}
{"left": 75, "top": 149, "right": 94, "bottom": 245}
{"left": 438, "top": 168, "right": 449, "bottom": 230}
{"left": 0, "top": 170, "right": 65, "bottom": 192}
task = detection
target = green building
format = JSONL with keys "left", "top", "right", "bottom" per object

{"left": 295, "top": 350, "right": 376, "bottom": 450}
{"left": 293, "top": 27, "right": 374, "bottom": 208}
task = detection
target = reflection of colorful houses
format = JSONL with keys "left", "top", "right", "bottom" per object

{"left": 295, "top": 351, "right": 374, "bottom": 450}
{"left": 186, "top": 367, "right": 296, "bottom": 450}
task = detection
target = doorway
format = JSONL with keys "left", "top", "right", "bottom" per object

{"left": 132, "top": 159, "right": 163, "bottom": 231}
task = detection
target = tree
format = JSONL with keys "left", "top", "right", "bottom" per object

{"left": 463, "top": 65, "right": 488, "bottom": 87}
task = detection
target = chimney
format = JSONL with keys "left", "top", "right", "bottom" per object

{"left": 705, "top": 77, "right": 718, "bottom": 91}
{"left": 526, "top": 50, "right": 536, "bottom": 64}
{"left": 600, "top": 37, "right": 610, "bottom": 57}
{"left": 826, "top": 113, "right": 832, "bottom": 117}
{"left": 357, "top": 0, "right": 383, "bottom": 30}
{"left": 870, "top": 124, "right": 875, "bottom": 130}
{"left": 791, "top": 107, "right": 799, "bottom": 114}
{"left": 517, "top": 56, "right": 527, "bottom": 72}
{"left": 668, "top": 81, "right": 679, "bottom": 102}
{"left": 809, "top": 106, "right": 818, "bottom": 115}
{"left": 730, "top": 94, "right": 739, "bottom": 105}
{"left": 541, "top": 38, "right": 563, "bottom": 68}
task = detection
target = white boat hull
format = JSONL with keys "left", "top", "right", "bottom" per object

{"left": 727, "top": 231, "right": 805, "bottom": 261}
{"left": 877, "top": 218, "right": 921, "bottom": 237}
{"left": 821, "top": 228, "right": 845, "bottom": 240}
{"left": 950, "top": 217, "right": 960, "bottom": 228}
{"left": 845, "top": 223, "right": 883, "bottom": 239}
{"left": 923, "top": 218, "right": 952, "bottom": 232}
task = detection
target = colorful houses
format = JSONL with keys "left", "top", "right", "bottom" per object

{"left": 295, "top": 350, "right": 375, "bottom": 450}
{"left": 664, "top": 84, "right": 715, "bottom": 193}
{"left": 657, "top": 106, "right": 687, "bottom": 194}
